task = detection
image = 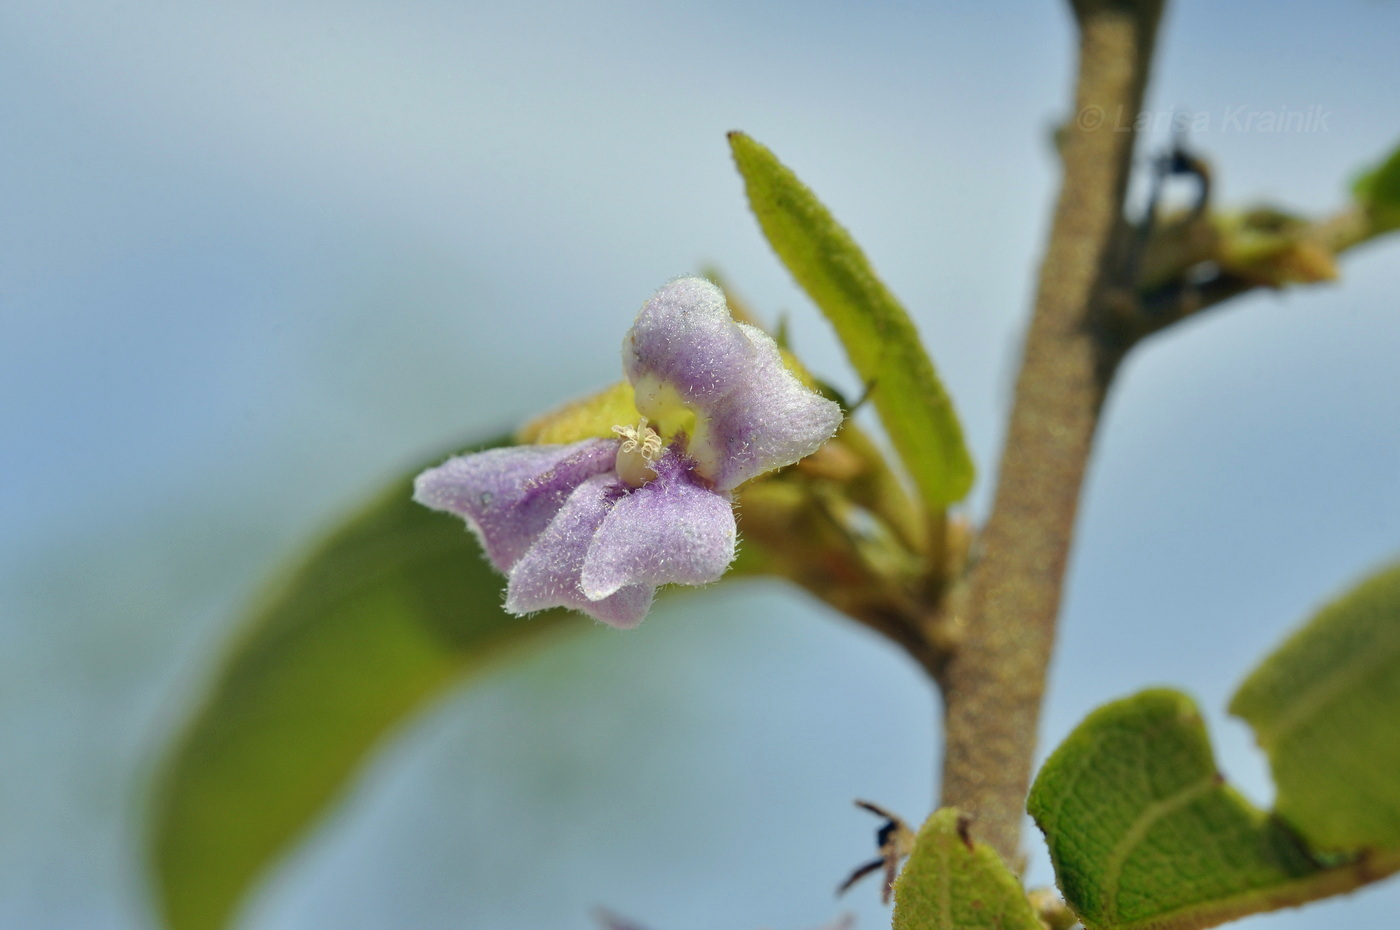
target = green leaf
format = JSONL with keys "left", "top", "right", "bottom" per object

{"left": 1230, "top": 561, "right": 1400, "bottom": 851}
{"left": 149, "top": 439, "right": 578, "bottom": 930}
{"left": 893, "top": 808, "right": 1043, "bottom": 930}
{"left": 1029, "top": 689, "right": 1400, "bottom": 930}
{"left": 1352, "top": 141, "right": 1400, "bottom": 232}
{"left": 728, "top": 131, "right": 975, "bottom": 509}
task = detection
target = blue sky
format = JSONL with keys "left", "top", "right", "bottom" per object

{"left": 3, "top": 1, "right": 1399, "bottom": 928}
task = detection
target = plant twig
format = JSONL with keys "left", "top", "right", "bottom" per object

{"left": 934, "top": 0, "right": 1168, "bottom": 863}
{"left": 1131, "top": 205, "right": 1386, "bottom": 336}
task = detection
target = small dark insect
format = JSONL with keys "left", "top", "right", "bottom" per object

{"left": 1125, "top": 138, "right": 1213, "bottom": 290}
{"left": 836, "top": 800, "right": 916, "bottom": 905}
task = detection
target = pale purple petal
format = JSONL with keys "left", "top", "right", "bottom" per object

{"left": 505, "top": 474, "right": 655, "bottom": 629}
{"left": 623, "top": 276, "right": 758, "bottom": 406}
{"left": 412, "top": 439, "right": 615, "bottom": 572}
{"left": 418, "top": 274, "right": 842, "bottom": 631}
{"left": 580, "top": 454, "right": 737, "bottom": 600}
{"left": 698, "top": 323, "right": 843, "bottom": 490}
{"left": 622, "top": 276, "right": 842, "bottom": 491}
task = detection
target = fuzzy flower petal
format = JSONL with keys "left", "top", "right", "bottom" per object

{"left": 699, "top": 321, "right": 844, "bottom": 489}
{"left": 504, "top": 474, "right": 655, "bottom": 628}
{"left": 623, "top": 277, "right": 842, "bottom": 489}
{"left": 623, "top": 275, "right": 758, "bottom": 406}
{"left": 580, "top": 451, "right": 737, "bottom": 601}
{"left": 412, "top": 439, "right": 615, "bottom": 572}
{"left": 415, "top": 275, "right": 842, "bottom": 629}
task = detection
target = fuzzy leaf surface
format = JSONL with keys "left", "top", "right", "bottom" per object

{"left": 1029, "top": 689, "right": 1400, "bottom": 930}
{"left": 1231, "top": 561, "right": 1400, "bottom": 850}
{"left": 892, "top": 808, "right": 1043, "bottom": 930}
{"left": 729, "top": 131, "right": 974, "bottom": 508}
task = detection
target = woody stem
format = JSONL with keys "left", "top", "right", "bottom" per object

{"left": 933, "top": 0, "right": 1168, "bottom": 864}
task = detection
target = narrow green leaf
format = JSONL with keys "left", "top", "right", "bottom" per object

{"left": 149, "top": 439, "right": 578, "bottom": 930}
{"left": 892, "top": 808, "right": 1043, "bottom": 930}
{"left": 729, "top": 131, "right": 975, "bottom": 509}
{"left": 1231, "top": 561, "right": 1400, "bottom": 851}
{"left": 1029, "top": 689, "right": 1400, "bottom": 930}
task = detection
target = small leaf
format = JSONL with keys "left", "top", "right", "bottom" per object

{"left": 1352, "top": 141, "right": 1400, "bottom": 232}
{"left": 1213, "top": 209, "right": 1338, "bottom": 287}
{"left": 892, "top": 808, "right": 1043, "bottom": 930}
{"left": 149, "top": 438, "right": 579, "bottom": 930}
{"left": 729, "top": 131, "right": 975, "bottom": 509}
{"left": 1231, "top": 560, "right": 1400, "bottom": 851}
{"left": 1029, "top": 689, "right": 1400, "bottom": 930}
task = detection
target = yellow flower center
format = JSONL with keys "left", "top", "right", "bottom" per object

{"left": 629, "top": 374, "right": 719, "bottom": 482}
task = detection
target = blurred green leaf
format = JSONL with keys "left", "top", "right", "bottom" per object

{"left": 1231, "top": 561, "right": 1400, "bottom": 851}
{"left": 892, "top": 807, "right": 1042, "bottom": 930}
{"left": 149, "top": 438, "right": 578, "bottom": 930}
{"left": 1353, "top": 141, "right": 1400, "bottom": 232}
{"left": 728, "top": 131, "right": 975, "bottom": 509}
{"left": 1029, "top": 689, "right": 1400, "bottom": 930}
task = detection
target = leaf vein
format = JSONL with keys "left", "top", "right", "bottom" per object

{"left": 1103, "top": 775, "right": 1218, "bottom": 921}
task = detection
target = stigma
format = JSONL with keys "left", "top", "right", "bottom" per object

{"left": 611, "top": 417, "right": 663, "bottom": 488}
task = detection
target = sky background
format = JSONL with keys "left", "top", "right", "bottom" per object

{"left": 3, "top": 1, "right": 1399, "bottom": 928}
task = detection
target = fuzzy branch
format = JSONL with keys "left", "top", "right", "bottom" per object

{"left": 934, "top": 0, "right": 1168, "bottom": 863}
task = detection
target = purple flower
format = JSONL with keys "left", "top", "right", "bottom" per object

{"left": 413, "top": 276, "right": 842, "bottom": 628}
